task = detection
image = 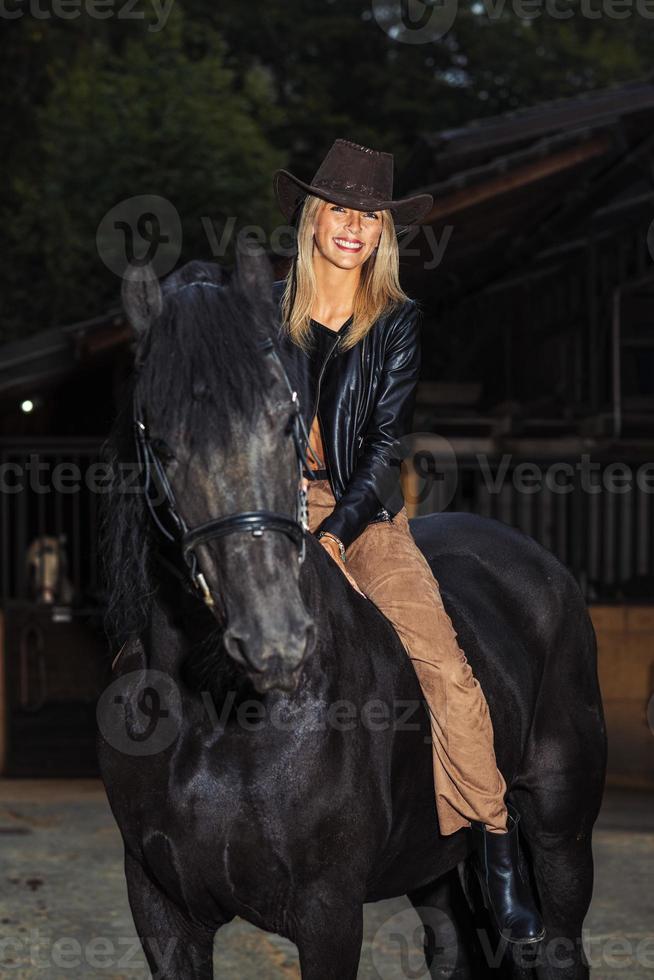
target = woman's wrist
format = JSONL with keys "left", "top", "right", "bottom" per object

{"left": 316, "top": 530, "right": 346, "bottom": 562}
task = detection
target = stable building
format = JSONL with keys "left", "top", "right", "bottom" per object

{"left": 0, "top": 80, "right": 652, "bottom": 784}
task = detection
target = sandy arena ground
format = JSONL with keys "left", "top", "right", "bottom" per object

{"left": 0, "top": 781, "right": 651, "bottom": 979}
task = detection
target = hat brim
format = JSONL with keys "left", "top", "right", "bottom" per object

{"left": 272, "top": 169, "right": 433, "bottom": 227}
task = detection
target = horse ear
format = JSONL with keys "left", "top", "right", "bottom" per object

{"left": 234, "top": 246, "right": 274, "bottom": 298}
{"left": 121, "top": 261, "right": 163, "bottom": 337}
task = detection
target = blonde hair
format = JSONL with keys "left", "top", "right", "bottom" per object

{"left": 279, "top": 194, "right": 409, "bottom": 354}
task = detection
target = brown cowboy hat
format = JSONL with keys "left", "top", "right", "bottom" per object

{"left": 272, "top": 138, "right": 433, "bottom": 228}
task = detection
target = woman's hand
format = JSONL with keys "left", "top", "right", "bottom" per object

{"left": 318, "top": 537, "right": 366, "bottom": 597}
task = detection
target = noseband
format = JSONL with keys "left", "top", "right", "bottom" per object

{"left": 133, "top": 324, "right": 319, "bottom": 613}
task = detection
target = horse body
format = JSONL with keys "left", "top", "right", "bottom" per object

{"left": 97, "top": 257, "right": 606, "bottom": 979}
{"left": 99, "top": 509, "right": 605, "bottom": 979}
{"left": 101, "top": 538, "right": 434, "bottom": 920}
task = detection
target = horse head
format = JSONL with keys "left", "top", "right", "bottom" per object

{"left": 26, "top": 534, "right": 74, "bottom": 604}
{"left": 116, "top": 252, "right": 316, "bottom": 693}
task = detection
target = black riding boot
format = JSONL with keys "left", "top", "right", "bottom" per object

{"left": 469, "top": 803, "right": 545, "bottom": 944}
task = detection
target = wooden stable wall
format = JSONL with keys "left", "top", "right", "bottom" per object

{"left": 590, "top": 605, "right": 654, "bottom": 789}
{"left": 0, "top": 599, "right": 650, "bottom": 784}
{"left": 0, "top": 604, "right": 109, "bottom": 776}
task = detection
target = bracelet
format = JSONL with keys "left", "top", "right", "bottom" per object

{"left": 316, "top": 531, "right": 346, "bottom": 563}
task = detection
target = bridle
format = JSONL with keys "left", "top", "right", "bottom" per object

{"left": 132, "top": 304, "right": 319, "bottom": 614}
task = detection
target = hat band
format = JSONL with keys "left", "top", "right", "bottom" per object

{"left": 314, "top": 176, "right": 387, "bottom": 198}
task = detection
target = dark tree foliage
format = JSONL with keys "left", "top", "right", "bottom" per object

{"left": 1, "top": 0, "right": 652, "bottom": 341}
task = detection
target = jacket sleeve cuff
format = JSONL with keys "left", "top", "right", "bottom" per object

{"left": 313, "top": 504, "right": 377, "bottom": 552}
{"left": 313, "top": 514, "right": 362, "bottom": 552}
{"left": 312, "top": 460, "right": 403, "bottom": 550}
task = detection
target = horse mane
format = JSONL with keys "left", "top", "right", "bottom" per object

{"left": 100, "top": 260, "right": 277, "bottom": 651}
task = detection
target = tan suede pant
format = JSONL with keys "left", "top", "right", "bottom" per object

{"left": 307, "top": 479, "right": 508, "bottom": 836}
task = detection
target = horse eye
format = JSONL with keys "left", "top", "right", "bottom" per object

{"left": 192, "top": 383, "right": 210, "bottom": 402}
{"left": 151, "top": 439, "right": 174, "bottom": 462}
{"left": 284, "top": 413, "right": 296, "bottom": 436}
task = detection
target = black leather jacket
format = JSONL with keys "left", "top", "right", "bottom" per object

{"left": 272, "top": 280, "right": 421, "bottom": 550}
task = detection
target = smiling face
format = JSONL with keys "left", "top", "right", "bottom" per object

{"left": 312, "top": 199, "right": 383, "bottom": 271}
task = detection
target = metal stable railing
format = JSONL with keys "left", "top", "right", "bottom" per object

{"left": 1, "top": 440, "right": 652, "bottom": 606}
{"left": 404, "top": 450, "right": 654, "bottom": 602}
{"left": 0, "top": 439, "right": 104, "bottom": 606}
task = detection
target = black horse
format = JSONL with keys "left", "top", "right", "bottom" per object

{"left": 97, "top": 253, "right": 607, "bottom": 980}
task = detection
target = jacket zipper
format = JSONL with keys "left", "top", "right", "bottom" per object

{"left": 317, "top": 408, "right": 331, "bottom": 484}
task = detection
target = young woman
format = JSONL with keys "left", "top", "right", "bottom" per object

{"left": 271, "top": 139, "right": 544, "bottom": 944}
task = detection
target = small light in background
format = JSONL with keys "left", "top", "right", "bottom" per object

{"left": 21, "top": 399, "right": 35, "bottom": 414}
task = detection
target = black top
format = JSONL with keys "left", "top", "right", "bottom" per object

{"left": 306, "top": 315, "right": 353, "bottom": 372}
{"left": 310, "top": 314, "right": 353, "bottom": 336}
{"left": 302, "top": 316, "right": 353, "bottom": 477}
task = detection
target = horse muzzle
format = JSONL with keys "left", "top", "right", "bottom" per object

{"left": 250, "top": 659, "right": 303, "bottom": 694}
{"left": 223, "top": 621, "right": 315, "bottom": 694}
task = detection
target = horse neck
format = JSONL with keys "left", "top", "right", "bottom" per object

{"left": 295, "top": 547, "right": 354, "bottom": 691}
{"left": 143, "top": 596, "right": 190, "bottom": 674}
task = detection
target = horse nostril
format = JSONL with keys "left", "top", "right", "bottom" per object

{"left": 223, "top": 622, "right": 313, "bottom": 675}
{"left": 223, "top": 629, "right": 251, "bottom": 667}
{"left": 304, "top": 622, "right": 317, "bottom": 656}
